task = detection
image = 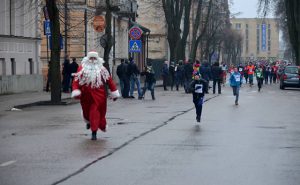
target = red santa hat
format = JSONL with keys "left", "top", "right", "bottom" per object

{"left": 87, "top": 50, "right": 99, "bottom": 59}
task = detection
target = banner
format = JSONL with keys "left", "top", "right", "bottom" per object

{"left": 261, "top": 24, "right": 267, "bottom": 51}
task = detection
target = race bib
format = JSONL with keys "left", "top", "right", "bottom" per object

{"left": 234, "top": 75, "right": 240, "bottom": 82}
{"left": 249, "top": 68, "right": 253, "bottom": 72}
{"left": 239, "top": 68, "right": 243, "bottom": 72}
{"left": 195, "top": 84, "right": 203, "bottom": 93}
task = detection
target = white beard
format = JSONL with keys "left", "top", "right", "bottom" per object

{"left": 74, "top": 58, "right": 110, "bottom": 88}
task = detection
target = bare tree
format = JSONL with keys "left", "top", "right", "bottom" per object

{"left": 189, "top": 0, "right": 213, "bottom": 62}
{"left": 259, "top": 0, "right": 300, "bottom": 65}
{"left": 162, "top": 0, "right": 192, "bottom": 61}
{"left": 46, "top": 0, "right": 62, "bottom": 103}
{"left": 222, "top": 28, "right": 243, "bottom": 65}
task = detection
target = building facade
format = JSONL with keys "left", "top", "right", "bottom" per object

{"left": 0, "top": 0, "right": 42, "bottom": 94}
{"left": 40, "top": 0, "right": 137, "bottom": 85}
{"left": 230, "top": 18, "right": 279, "bottom": 63}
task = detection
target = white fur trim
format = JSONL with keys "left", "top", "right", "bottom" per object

{"left": 71, "top": 89, "right": 81, "bottom": 98}
{"left": 111, "top": 90, "right": 120, "bottom": 98}
{"left": 87, "top": 51, "right": 99, "bottom": 58}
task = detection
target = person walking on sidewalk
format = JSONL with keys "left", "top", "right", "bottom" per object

{"left": 189, "top": 73, "right": 207, "bottom": 123}
{"left": 71, "top": 51, "right": 120, "bottom": 140}
{"left": 184, "top": 60, "right": 193, "bottom": 93}
{"left": 169, "top": 61, "right": 176, "bottom": 91}
{"left": 62, "top": 55, "right": 71, "bottom": 93}
{"left": 116, "top": 59, "right": 130, "bottom": 98}
{"left": 211, "top": 62, "right": 223, "bottom": 94}
{"left": 230, "top": 67, "right": 242, "bottom": 105}
{"left": 128, "top": 57, "right": 142, "bottom": 99}
{"left": 70, "top": 58, "right": 79, "bottom": 90}
{"left": 141, "top": 62, "right": 156, "bottom": 100}
{"left": 162, "top": 61, "right": 169, "bottom": 91}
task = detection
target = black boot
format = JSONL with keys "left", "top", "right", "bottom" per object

{"left": 151, "top": 92, "right": 155, "bottom": 100}
{"left": 86, "top": 123, "right": 90, "bottom": 130}
{"left": 91, "top": 131, "right": 97, "bottom": 140}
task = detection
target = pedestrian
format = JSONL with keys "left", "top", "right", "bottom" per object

{"left": 230, "top": 67, "right": 242, "bottom": 105}
{"left": 221, "top": 62, "right": 228, "bottom": 86}
{"left": 189, "top": 73, "right": 207, "bottom": 123}
{"left": 116, "top": 59, "right": 130, "bottom": 98}
{"left": 62, "top": 54, "right": 71, "bottom": 93}
{"left": 46, "top": 61, "right": 51, "bottom": 92}
{"left": 199, "top": 61, "right": 211, "bottom": 93}
{"left": 161, "top": 61, "right": 169, "bottom": 91}
{"left": 238, "top": 63, "right": 244, "bottom": 86}
{"left": 71, "top": 51, "right": 120, "bottom": 140}
{"left": 192, "top": 60, "right": 201, "bottom": 79}
{"left": 244, "top": 65, "right": 249, "bottom": 84}
{"left": 246, "top": 62, "right": 255, "bottom": 87}
{"left": 175, "top": 60, "right": 184, "bottom": 91}
{"left": 169, "top": 61, "right": 176, "bottom": 91}
{"left": 128, "top": 57, "right": 142, "bottom": 99}
{"left": 255, "top": 65, "right": 264, "bottom": 92}
{"left": 141, "top": 61, "right": 156, "bottom": 100}
{"left": 70, "top": 58, "right": 79, "bottom": 90}
{"left": 211, "top": 62, "right": 223, "bottom": 94}
{"left": 183, "top": 60, "right": 193, "bottom": 93}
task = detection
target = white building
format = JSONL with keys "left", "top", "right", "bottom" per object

{"left": 0, "top": 0, "right": 42, "bottom": 94}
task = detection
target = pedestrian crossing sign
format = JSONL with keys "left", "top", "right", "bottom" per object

{"left": 129, "top": 40, "right": 142, "bottom": 53}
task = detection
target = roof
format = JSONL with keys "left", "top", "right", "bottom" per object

{"left": 129, "top": 21, "right": 151, "bottom": 34}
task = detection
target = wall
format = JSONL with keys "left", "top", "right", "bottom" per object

{"left": 0, "top": 75, "right": 43, "bottom": 94}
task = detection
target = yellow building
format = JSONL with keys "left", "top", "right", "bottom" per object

{"left": 230, "top": 18, "right": 279, "bottom": 62}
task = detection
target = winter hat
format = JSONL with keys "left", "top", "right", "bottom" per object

{"left": 87, "top": 50, "right": 99, "bottom": 59}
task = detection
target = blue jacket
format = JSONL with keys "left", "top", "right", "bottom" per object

{"left": 230, "top": 72, "right": 242, "bottom": 87}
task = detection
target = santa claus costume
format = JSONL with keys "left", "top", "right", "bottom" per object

{"left": 71, "top": 51, "right": 120, "bottom": 140}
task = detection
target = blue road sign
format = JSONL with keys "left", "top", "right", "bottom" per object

{"left": 49, "top": 35, "right": 63, "bottom": 50}
{"left": 129, "top": 40, "right": 142, "bottom": 53}
{"left": 44, "top": 20, "right": 51, "bottom": 36}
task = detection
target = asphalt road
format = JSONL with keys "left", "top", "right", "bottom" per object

{"left": 0, "top": 83, "right": 299, "bottom": 185}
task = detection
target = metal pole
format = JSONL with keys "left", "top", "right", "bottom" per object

{"left": 113, "top": 16, "right": 115, "bottom": 65}
{"left": 64, "top": 0, "right": 68, "bottom": 58}
{"left": 46, "top": 35, "right": 49, "bottom": 62}
{"left": 84, "top": 8, "right": 87, "bottom": 55}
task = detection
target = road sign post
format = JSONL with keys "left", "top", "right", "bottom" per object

{"left": 129, "top": 40, "right": 142, "bottom": 53}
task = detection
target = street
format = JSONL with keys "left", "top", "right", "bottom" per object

{"left": 0, "top": 83, "right": 300, "bottom": 185}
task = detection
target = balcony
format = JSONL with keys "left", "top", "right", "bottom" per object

{"left": 96, "top": 0, "right": 137, "bottom": 14}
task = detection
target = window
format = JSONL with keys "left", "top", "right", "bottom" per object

{"left": 235, "top": 23, "right": 241, "bottom": 30}
{"left": 268, "top": 41, "right": 271, "bottom": 51}
{"left": 11, "top": 58, "right": 16, "bottom": 75}
{"left": 28, "top": 58, "right": 33, "bottom": 74}
{"left": 256, "top": 27, "right": 260, "bottom": 53}
{"left": 246, "top": 40, "right": 249, "bottom": 53}
{"left": 0, "top": 58, "right": 5, "bottom": 76}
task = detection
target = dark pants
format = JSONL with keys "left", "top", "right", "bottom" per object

{"left": 213, "top": 79, "right": 221, "bottom": 94}
{"left": 232, "top": 86, "right": 240, "bottom": 103}
{"left": 257, "top": 77, "right": 263, "bottom": 90}
{"left": 122, "top": 78, "right": 130, "bottom": 98}
{"left": 62, "top": 74, "right": 71, "bottom": 92}
{"left": 142, "top": 81, "right": 155, "bottom": 100}
{"left": 193, "top": 97, "right": 204, "bottom": 119}
{"left": 170, "top": 75, "right": 175, "bottom": 90}
{"left": 162, "top": 76, "right": 168, "bottom": 90}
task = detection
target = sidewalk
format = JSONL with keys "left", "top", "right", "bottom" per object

{"left": 0, "top": 91, "right": 71, "bottom": 112}
{"left": 0, "top": 79, "right": 166, "bottom": 112}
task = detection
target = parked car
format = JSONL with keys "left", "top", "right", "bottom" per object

{"left": 279, "top": 66, "right": 300, "bottom": 89}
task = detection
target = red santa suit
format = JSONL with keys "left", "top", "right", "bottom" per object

{"left": 71, "top": 51, "right": 120, "bottom": 132}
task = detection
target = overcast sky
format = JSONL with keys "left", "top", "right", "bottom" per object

{"left": 230, "top": 0, "right": 261, "bottom": 18}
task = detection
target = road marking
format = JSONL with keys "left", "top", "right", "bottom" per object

{"left": 0, "top": 160, "right": 16, "bottom": 167}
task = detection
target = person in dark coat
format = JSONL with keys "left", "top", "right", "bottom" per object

{"left": 116, "top": 59, "right": 130, "bottom": 98}
{"left": 161, "top": 61, "right": 169, "bottom": 91}
{"left": 141, "top": 62, "right": 156, "bottom": 100}
{"left": 175, "top": 60, "right": 184, "bottom": 91}
{"left": 211, "top": 62, "right": 223, "bottom": 94}
{"left": 190, "top": 73, "right": 208, "bottom": 123}
{"left": 199, "top": 62, "right": 211, "bottom": 93}
{"left": 183, "top": 60, "right": 193, "bottom": 93}
{"left": 169, "top": 61, "right": 176, "bottom": 91}
{"left": 70, "top": 58, "right": 79, "bottom": 90}
{"left": 62, "top": 55, "right": 71, "bottom": 93}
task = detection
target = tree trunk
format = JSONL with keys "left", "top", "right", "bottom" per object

{"left": 46, "top": 0, "right": 61, "bottom": 103}
{"left": 285, "top": 0, "right": 300, "bottom": 65}
{"left": 103, "top": 0, "right": 113, "bottom": 72}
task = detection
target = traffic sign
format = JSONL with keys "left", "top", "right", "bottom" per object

{"left": 129, "top": 40, "right": 142, "bottom": 53}
{"left": 44, "top": 20, "right": 51, "bottom": 36}
{"left": 129, "top": 27, "right": 143, "bottom": 40}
